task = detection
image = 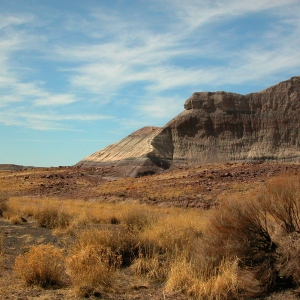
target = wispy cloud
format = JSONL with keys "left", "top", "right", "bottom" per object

{"left": 135, "top": 96, "right": 183, "bottom": 120}
{"left": 0, "top": 12, "right": 113, "bottom": 129}
{"left": 1, "top": 0, "right": 300, "bottom": 130}
{"left": 52, "top": 0, "right": 300, "bottom": 99}
{"left": 0, "top": 13, "right": 34, "bottom": 30}
{"left": 0, "top": 109, "right": 113, "bottom": 130}
{"left": 166, "top": 0, "right": 298, "bottom": 30}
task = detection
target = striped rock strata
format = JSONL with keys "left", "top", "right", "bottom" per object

{"left": 77, "top": 76, "right": 300, "bottom": 176}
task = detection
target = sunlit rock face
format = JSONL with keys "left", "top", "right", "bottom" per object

{"left": 77, "top": 76, "right": 300, "bottom": 176}
{"left": 76, "top": 126, "right": 173, "bottom": 177}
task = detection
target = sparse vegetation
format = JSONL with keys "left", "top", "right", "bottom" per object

{"left": 1, "top": 166, "right": 300, "bottom": 299}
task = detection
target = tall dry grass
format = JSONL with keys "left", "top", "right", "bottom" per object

{"left": 132, "top": 211, "right": 206, "bottom": 282}
{"left": 259, "top": 176, "right": 300, "bottom": 233}
{"left": 7, "top": 174, "right": 300, "bottom": 298}
{"left": 166, "top": 257, "right": 239, "bottom": 299}
{"left": 66, "top": 245, "right": 121, "bottom": 297}
{"left": 35, "top": 205, "right": 72, "bottom": 229}
{"left": 14, "top": 244, "right": 65, "bottom": 287}
{"left": 66, "top": 227, "right": 136, "bottom": 296}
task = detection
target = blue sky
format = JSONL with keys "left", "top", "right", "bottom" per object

{"left": 1, "top": 0, "right": 299, "bottom": 167}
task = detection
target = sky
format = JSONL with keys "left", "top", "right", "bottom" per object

{"left": 1, "top": 0, "right": 300, "bottom": 167}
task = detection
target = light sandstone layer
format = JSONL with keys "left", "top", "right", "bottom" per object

{"left": 77, "top": 76, "right": 300, "bottom": 176}
{"left": 77, "top": 126, "right": 173, "bottom": 177}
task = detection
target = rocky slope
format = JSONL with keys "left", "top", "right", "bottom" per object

{"left": 77, "top": 76, "right": 300, "bottom": 176}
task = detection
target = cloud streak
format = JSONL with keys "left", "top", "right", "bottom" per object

{"left": 54, "top": 0, "right": 300, "bottom": 95}
{"left": 1, "top": 0, "right": 300, "bottom": 131}
{"left": 0, "top": 109, "right": 113, "bottom": 130}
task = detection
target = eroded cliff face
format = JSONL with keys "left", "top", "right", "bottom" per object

{"left": 166, "top": 76, "right": 300, "bottom": 163}
{"left": 78, "top": 76, "right": 300, "bottom": 176}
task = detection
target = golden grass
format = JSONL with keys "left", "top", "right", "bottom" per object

{"left": 9, "top": 215, "right": 23, "bottom": 225}
{"left": 66, "top": 245, "right": 121, "bottom": 297}
{"left": 35, "top": 205, "right": 72, "bottom": 229}
{"left": 130, "top": 210, "right": 208, "bottom": 284}
{"left": 4, "top": 173, "right": 300, "bottom": 298}
{"left": 165, "top": 258, "right": 239, "bottom": 299}
{"left": 14, "top": 244, "right": 65, "bottom": 287}
{"left": 7, "top": 196, "right": 209, "bottom": 230}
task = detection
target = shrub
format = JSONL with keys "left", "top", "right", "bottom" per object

{"left": 258, "top": 176, "right": 300, "bottom": 233}
{"left": 66, "top": 245, "right": 121, "bottom": 297}
{"left": 14, "top": 244, "right": 65, "bottom": 287}
{"left": 202, "top": 198, "right": 277, "bottom": 297}
{"left": 238, "top": 261, "right": 277, "bottom": 298}
{"left": 35, "top": 206, "right": 72, "bottom": 229}
{"left": 275, "top": 232, "right": 300, "bottom": 285}
{"left": 204, "top": 199, "right": 275, "bottom": 267}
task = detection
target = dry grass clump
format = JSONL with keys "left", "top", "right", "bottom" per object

{"left": 66, "top": 229, "right": 128, "bottom": 296}
{"left": 132, "top": 211, "right": 205, "bottom": 282}
{"left": 9, "top": 215, "right": 24, "bottom": 225}
{"left": 66, "top": 245, "right": 121, "bottom": 297}
{"left": 73, "top": 228, "right": 139, "bottom": 267}
{"left": 166, "top": 258, "right": 239, "bottom": 299}
{"left": 121, "top": 207, "right": 157, "bottom": 232}
{"left": 131, "top": 252, "right": 168, "bottom": 281}
{"left": 35, "top": 205, "right": 72, "bottom": 229}
{"left": 14, "top": 244, "right": 65, "bottom": 287}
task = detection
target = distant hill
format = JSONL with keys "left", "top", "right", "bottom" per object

{"left": 0, "top": 164, "right": 32, "bottom": 171}
{"left": 77, "top": 76, "right": 300, "bottom": 177}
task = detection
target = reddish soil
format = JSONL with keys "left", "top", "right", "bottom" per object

{"left": 1, "top": 162, "right": 299, "bottom": 205}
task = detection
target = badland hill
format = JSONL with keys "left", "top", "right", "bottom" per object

{"left": 77, "top": 76, "right": 300, "bottom": 177}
